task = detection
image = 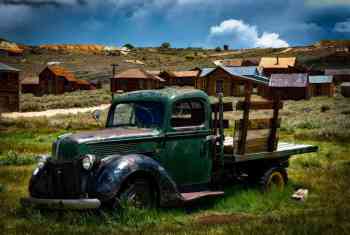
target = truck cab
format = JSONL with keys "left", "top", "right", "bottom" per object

{"left": 21, "top": 88, "right": 317, "bottom": 210}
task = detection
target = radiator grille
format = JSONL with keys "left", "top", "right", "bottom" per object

{"left": 87, "top": 142, "right": 138, "bottom": 158}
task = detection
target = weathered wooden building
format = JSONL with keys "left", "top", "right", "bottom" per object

{"left": 159, "top": 70, "right": 199, "bottom": 86}
{"left": 195, "top": 66, "right": 269, "bottom": 97}
{"left": 309, "top": 75, "right": 335, "bottom": 97}
{"left": 325, "top": 69, "right": 350, "bottom": 84}
{"left": 21, "top": 76, "right": 40, "bottom": 95}
{"left": 0, "top": 63, "right": 20, "bottom": 112}
{"left": 111, "top": 68, "right": 165, "bottom": 92}
{"left": 259, "top": 57, "right": 305, "bottom": 77}
{"left": 262, "top": 74, "right": 310, "bottom": 100}
{"left": 39, "top": 66, "right": 95, "bottom": 95}
{"left": 341, "top": 82, "right": 350, "bottom": 97}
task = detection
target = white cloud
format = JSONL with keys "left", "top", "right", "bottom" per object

{"left": 334, "top": 19, "right": 350, "bottom": 33}
{"left": 209, "top": 19, "right": 289, "bottom": 48}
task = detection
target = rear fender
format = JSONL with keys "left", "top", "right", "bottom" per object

{"left": 94, "top": 154, "right": 182, "bottom": 206}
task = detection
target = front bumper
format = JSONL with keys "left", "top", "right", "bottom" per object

{"left": 20, "top": 197, "right": 101, "bottom": 210}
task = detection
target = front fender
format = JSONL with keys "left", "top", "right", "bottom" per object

{"left": 94, "top": 154, "right": 182, "bottom": 206}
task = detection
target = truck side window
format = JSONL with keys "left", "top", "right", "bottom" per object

{"left": 171, "top": 100, "right": 205, "bottom": 128}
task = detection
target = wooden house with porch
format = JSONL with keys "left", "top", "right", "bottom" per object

{"left": 259, "top": 57, "right": 305, "bottom": 77}
{"left": 159, "top": 70, "right": 199, "bottom": 86}
{"left": 0, "top": 63, "right": 20, "bottom": 112}
{"left": 309, "top": 75, "right": 335, "bottom": 97}
{"left": 111, "top": 68, "right": 165, "bottom": 92}
{"left": 195, "top": 66, "right": 269, "bottom": 97}
{"left": 325, "top": 69, "right": 350, "bottom": 84}
{"left": 261, "top": 74, "right": 310, "bottom": 100}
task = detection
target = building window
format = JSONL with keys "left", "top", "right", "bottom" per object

{"left": 171, "top": 100, "right": 205, "bottom": 128}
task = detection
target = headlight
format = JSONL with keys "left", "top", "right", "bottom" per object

{"left": 82, "top": 154, "right": 96, "bottom": 170}
{"left": 37, "top": 155, "right": 48, "bottom": 169}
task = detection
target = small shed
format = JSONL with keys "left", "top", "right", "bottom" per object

{"left": 309, "top": 75, "right": 335, "bottom": 97}
{"left": 196, "top": 66, "right": 268, "bottom": 97}
{"left": 0, "top": 63, "right": 20, "bottom": 112}
{"left": 21, "top": 76, "right": 40, "bottom": 95}
{"left": 341, "top": 82, "right": 350, "bottom": 97}
{"left": 259, "top": 57, "right": 305, "bottom": 77}
{"left": 159, "top": 70, "right": 199, "bottom": 86}
{"left": 325, "top": 69, "right": 350, "bottom": 84}
{"left": 265, "top": 74, "right": 310, "bottom": 100}
{"left": 111, "top": 68, "right": 165, "bottom": 92}
{"left": 39, "top": 66, "right": 94, "bottom": 95}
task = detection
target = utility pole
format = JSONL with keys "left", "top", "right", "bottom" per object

{"left": 111, "top": 63, "right": 118, "bottom": 100}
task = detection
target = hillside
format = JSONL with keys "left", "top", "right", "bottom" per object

{"left": 1, "top": 39, "right": 350, "bottom": 84}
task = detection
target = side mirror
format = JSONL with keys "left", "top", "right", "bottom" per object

{"left": 92, "top": 110, "right": 101, "bottom": 122}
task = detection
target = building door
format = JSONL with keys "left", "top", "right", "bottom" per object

{"left": 0, "top": 96, "right": 9, "bottom": 113}
{"left": 216, "top": 80, "right": 223, "bottom": 94}
{"left": 163, "top": 99, "right": 212, "bottom": 188}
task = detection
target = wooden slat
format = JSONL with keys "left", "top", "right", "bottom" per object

{"left": 236, "top": 101, "right": 283, "bottom": 110}
{"left": 235, "top": 118, "right": 281, "bottom": 130}
{"left": 211, "top": 102, "right": 233, "bottom": 112}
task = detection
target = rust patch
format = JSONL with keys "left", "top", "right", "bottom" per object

{"left": 196, "top": 213, "right": 257, "bottom": 226}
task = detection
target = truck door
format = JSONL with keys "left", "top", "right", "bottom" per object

{"left": 163, "top": 99, "right": 212, "bottom": 188}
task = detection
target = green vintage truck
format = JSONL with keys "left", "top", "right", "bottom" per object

{"left": 21, "top": 88, "right": 318, "bottom": 209}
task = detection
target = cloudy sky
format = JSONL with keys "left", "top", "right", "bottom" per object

{"left": 1, "top": 0, "right": 350, "bottom": 48}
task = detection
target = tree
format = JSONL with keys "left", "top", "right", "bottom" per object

{"left": 223, "top": 45, "right": 229, "bottom": 51}
{"left": 123, "top": 43, "right": 134, "bottom": 50}
{"left": 161, "top": 42, "right": 171, "bottom": 49}
{"left": 215, "top": 46, "right": 222, "bottom": 52}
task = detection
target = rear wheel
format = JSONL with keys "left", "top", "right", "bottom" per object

{"left": 259, "top": 167, "right": 287, "bottom": 192}
{"left": 118, "top": 178, "right": 157, "bottom": 209}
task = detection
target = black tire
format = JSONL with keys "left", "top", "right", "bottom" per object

{"left": 259, "top": 167, "right": 288, "bottom": 192}
{"left": 118, "top": 178, "right": 157, "bottom": 209}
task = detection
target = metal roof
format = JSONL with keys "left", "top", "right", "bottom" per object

{"left": 199, "top": 68, "right": 215, "bottom": 77}
{"left": 270, "top": 74, "right": 308, "bottom": 87}
{"left": 259, "top": 57, "right": 296, "bottom": 69}
{"left": 325, "top": 69, "right": 350, "bottom": 75}
{"left": 309, "top": 75, "right": 333, "bottom": 84}
{"left": 0, "top": 62, "right": 20, "bottom": 72}
{"left": 223, "top": 66, "right": 259, "bottom": 76}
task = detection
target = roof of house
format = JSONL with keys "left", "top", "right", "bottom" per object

{"left": 309, "top": 75, "right": 333, "bottom": 84}
{"left": 259, "top": 57, "right": 297, "bottom": 69}
{"left": 199, "top": 66, "right": 268, "bottom": 85}
{"left": 325, "top": 69, "right": 350, "bottom": 75}
{"left": 115, "top": 68, "right": 165, "bottom": 82}
{"left": 21, "top": 76, "right": 39, "bottom": 85}
{"left": 45, "top": 66, "right": 77, "bottom": 82}
{"left": 0, "top": 62, "right": 20, "bottom": 72}
{"left": 147, "top": 70, "right": 161, "bottom": 76}
{"left": 76, "top": 79, "right": 90, "bottom": 85}
{"left": 269, "top": 74, "right": 308, "bottom": 87}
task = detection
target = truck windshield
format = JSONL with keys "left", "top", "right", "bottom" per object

{"left": 109, "top": 102, "right": 164, "bottom": 129}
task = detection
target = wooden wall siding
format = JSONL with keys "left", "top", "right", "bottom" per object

{"left": 111, "top": 78, "right": 161, "bottom": 92}
{"left": 262, "top": 67, "right": 303, "bottom": 77}
{"left": 195, "top": 68, "right": 250, "bottom": 97}
{"left": 21, "top": 84, "right": 39, "bottom": 94}
{"left": 333, "top": 75, "right": 350, "bottom": 84}
{"left": 0, "top": 71, "right": 20, "bottom": 112}
{"left": 309, "top": 84, "right": 335, "bottom": 97}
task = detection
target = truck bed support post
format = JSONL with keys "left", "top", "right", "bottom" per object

{"left": 238, "top": 82, "right": 252, "bottom": 155}
{"left": 218, "top": 92, "right": 225, "bottom": 168}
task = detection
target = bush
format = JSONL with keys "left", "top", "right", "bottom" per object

{"left": 0, "top": 184, "right": 6, "bottom": 193}
{"left": 160, "top": 42, "right": 171, "bottom": 49}
{"left": 123, "top": 43, "right": 134, "bottom": 49}
{"left": 0, "top": 151, "right": 37, "bottom": 166}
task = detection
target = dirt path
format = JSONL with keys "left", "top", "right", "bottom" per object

{"left": 2, "top": 104, "right": 110, "bottom": 119}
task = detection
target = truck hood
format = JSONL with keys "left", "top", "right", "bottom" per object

{"left": 67, "top": 127, "right": 161, "bottom": 144}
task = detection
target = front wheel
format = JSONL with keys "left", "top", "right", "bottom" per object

{"left": 118, "top": 178, "right": 157, "bottom": 209}
{"left": 259, "top": 167, "right": 288, "bottom": 192}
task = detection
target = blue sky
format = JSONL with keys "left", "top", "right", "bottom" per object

{"left": 1, "top": 0, "right": 350, "bottom": 48}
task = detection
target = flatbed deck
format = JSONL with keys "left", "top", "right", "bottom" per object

{"left": 224, "top": 140, "right": 318, "bottom": 163}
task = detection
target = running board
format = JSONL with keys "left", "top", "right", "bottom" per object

{"left": 181, "top": 191, "right": 224, "bottom": 202}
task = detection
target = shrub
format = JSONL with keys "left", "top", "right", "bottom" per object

{"left": 320, "top": 105, "right": 330, "bottom": 112}
{"left": 123, "top": 43, "right": 134, "bottom": 49}
{"left": 0, "top": 184, "right": 6, "bottom": 193}
{"left": 160, "top": 42, "right": 171, "bottom": 49}
{"left": 0, "top": 151, "right": 37, "bottom": 166}
{"left": 215, "top": 46, "right": 222, "bottom": 52}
